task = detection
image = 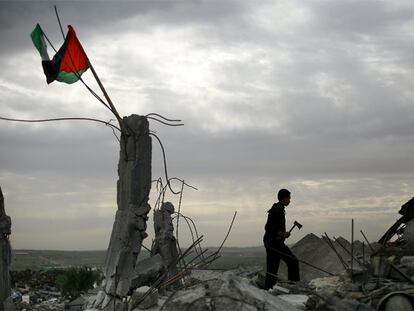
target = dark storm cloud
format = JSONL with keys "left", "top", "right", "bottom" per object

{"left": 1, "top": 0, "right": 414, "bottom": 248}
{"left": 0, "top": 0, "right": 250, "bottom": 54}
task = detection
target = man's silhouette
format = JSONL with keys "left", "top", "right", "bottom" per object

{"left": 263, "top": 188, "right": 300, "bottom": 290}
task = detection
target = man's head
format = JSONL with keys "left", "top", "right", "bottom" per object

{"left": 277, "top": 188, "right": 291, "bottom": 206}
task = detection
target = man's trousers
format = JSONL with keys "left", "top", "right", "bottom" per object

{"left": 264, "top": 242, "right": 300, "bottom": 290}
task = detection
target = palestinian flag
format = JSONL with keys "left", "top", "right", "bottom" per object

{"left": 31, "top": 24, "right": 89, "bottom": 84}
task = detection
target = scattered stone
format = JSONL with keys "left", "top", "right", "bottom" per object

{"left": 278, "top": 294, "right": 309, "bottom": 310}
{"left": 129, "top": 286, "right": 158, "bottom": 310}
{"left": 269, "top": 284, "right": 290, "bottom": 294}
{"left": 162, "top": 272, "right": 301, "bottom": 311}
{"left": 309, "top": 276, "right": 342, "bottom": 292}
{"left": 131, "top": 254, "right": 164, "bottom": 289}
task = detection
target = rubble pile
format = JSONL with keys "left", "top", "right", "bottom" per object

{"left": 161, "top": 272, "right": 300, "bottom": 311}
{"left": 10, "top": 269, "right": 65, "bottom": 310}
{"left": 273, "top": 233, "right": 379, "bottom": 282}
{"left": 24, "top": 198, "right": 414, "bottom": 310}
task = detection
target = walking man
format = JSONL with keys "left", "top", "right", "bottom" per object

{"left": 263, "top": 188, "right": 300, "bottom": 290}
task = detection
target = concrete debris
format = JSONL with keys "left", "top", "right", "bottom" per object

{"left": 8, "top": 269, "right": 70, "bottom": 310}
{"left": 269, "top": 284, "right": 290, "bottom": 294}
{"left": 278, "top": 295, "right": 309, "bottom": 310}
{"left": 277, "top": 233, "right": 378, "bottom": 282}
{"left": 162, "top": 272, "right": 301, "bottom": 311}
{"left": 9, "top": 187, "right": 414, "bottom": 311}
{"left": 129, "top": 286, "right": 158, "bottom": 310}
{"left": 309, "top": 276, "right": 342, "bottom": 292}
{"left": 131, "top": 254, "right": 165, "bottom": 289}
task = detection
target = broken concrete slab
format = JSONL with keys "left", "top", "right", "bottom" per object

{"left": 278, "top": 295, "right": 308, "bottom": 310}
{"left": 129, "top": 286, "right": 158, "bottom": 310}
{"left": 309, "top": 276, "right": 342, "bottom": 292}
{"left": 162, "top": 272, "right": 301, "bottom": 311}
{"left": 131, "top": 254, "right": 164, "bottom": 289}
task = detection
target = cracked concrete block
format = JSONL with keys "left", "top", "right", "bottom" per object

{"left": 162, "top": 272, "right": 300, "bottom": 311}
{"left": 131, "top": 254, "right": 164, "bottom": 288}
{"left": 129, "top": 286, "right": 158, "bottom": 310}
{"left": 93, "top": 290, "right": 106, "bottom": 308}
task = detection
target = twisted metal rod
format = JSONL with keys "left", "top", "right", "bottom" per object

{"left": 209, "top": 211, "right": 238, "bottom": 263}
{"left": 323, "top": 233, "right": 349, "bottom": 270}
{"left": 333, "top": 236, "right": 363, "bottom": 266}
{"left": 172, "top": 213, "right": 204, "bottom": 260}
{"left": 150, "top": 133, "right": 180, "bottom": 195}
{"left": 135, "top": 236, "right": 204, "bottom": 307}
{"left": 146, "top": 116, "right": 184, "bottom": 127}
{"left": 0, "top": 116, "right": 121, "bottom": 132}
{"left": 145, "top": 113, "right": 182, "bottom": 122}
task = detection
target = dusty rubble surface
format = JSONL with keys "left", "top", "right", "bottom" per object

{"left": 277, "top": 233, "right": 380, "bottom": 282}
{"left": 80, "top": 233, "right": 414, "bottom": 311}
{"left": 29, "top": 233, "right": 414, "bottom": 310}
{"left": 161, "top": 272, "right": 301, "bottom": 311}
{"left": 10, "top": 269, "right": 66, "bottom": 310}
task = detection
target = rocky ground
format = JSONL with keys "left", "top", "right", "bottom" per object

{"left": 8, "top": 233, "right": 414, "bottom": 310}
{"left": 81, "top": 233, "right": 414, "bottom": 311}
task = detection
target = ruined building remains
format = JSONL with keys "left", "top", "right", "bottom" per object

{"left": 100, "top": 115, "right": 152, "bottom": 303}
{"left": 0, "top": 187, "right": 11, "bottom": 311}
{"left": 151, "top": 202, "right": 179, "bottom": 278}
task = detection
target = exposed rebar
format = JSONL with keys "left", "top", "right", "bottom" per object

{"left": 0, "top": 116, "right": 121, "bottom": 132}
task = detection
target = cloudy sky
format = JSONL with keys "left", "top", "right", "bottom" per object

{"left": 1, "top": 0, "right": 414, "bottom": 250}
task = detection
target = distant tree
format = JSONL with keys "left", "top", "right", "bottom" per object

{"left": 56, "top": 266, "right": 100, "bottom": 299}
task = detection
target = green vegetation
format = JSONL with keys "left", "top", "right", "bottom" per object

{"left": 56, "top": 266, "right": 101, "bottom": 299}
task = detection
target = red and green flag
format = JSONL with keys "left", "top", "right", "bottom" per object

{"left": 31, "top": 24, "right": 89, "bottom": 84}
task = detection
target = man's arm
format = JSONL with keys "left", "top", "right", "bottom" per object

{"left": 268, "top": 207, "right": 290, "bottom": 239}
{"left": 277, "top": 230, "right": 290, "bottom": 238}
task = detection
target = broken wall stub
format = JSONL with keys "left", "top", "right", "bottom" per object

{"left": 151, "top": 202, "right": 179, "bottom": 277}
{"left": 102, "top": 115, "right": 152, "bottom": 298}
{"left": 0, "top": 187, "right": 11, "bottom": 311}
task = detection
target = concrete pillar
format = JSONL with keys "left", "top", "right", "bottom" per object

{"left": 0, "top": 187, "right": 11, "bottom": 311}
{"left": 101, "top": 115, "right": 152, "bottom": 299}
{"left": 151, "top": 202, "right": 179, "bottom": 278}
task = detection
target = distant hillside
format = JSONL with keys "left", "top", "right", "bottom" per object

{"left": 11, "top": 247, "right": 266, "bottom": 271}
{"left": 12, "top": 250, "right": 111, "bottom": 271}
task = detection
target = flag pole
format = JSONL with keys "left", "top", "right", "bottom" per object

{"left": 88, "top": 60, "right": 124, "bottom": 128}
{"left": 53, "top": 5, "right": 124, "bottom": 131}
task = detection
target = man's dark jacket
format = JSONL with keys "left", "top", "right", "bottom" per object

{"left": 264, "top": 202, "right": 286, "bottom": 246}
